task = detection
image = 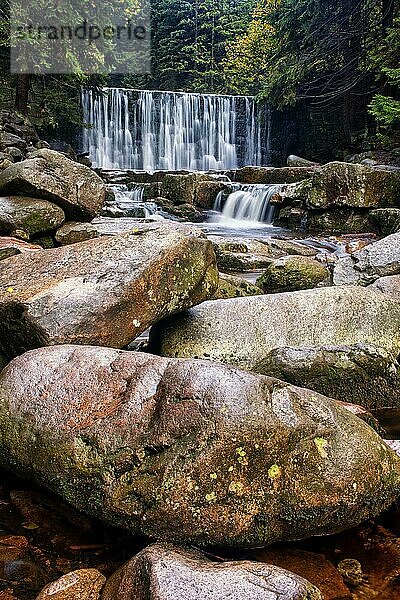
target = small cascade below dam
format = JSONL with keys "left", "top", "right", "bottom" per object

{"left": 82, "top": 88, "right": 266, "bottom": 171}
{"left": 211, "top": 184, "right": 281, "bottom": 227}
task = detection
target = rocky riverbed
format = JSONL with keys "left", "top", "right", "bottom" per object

{"left": 1, "top": 115, "right": 400, "bottom": 599}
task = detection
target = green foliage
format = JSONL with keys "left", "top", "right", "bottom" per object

{"left": 368, "top": 15, "right": 400, "bottom": 143}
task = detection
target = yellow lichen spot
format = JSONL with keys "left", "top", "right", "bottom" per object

{"left": 314, "top": 437, "right": 329, "bottom": 459}
{"left": 268, "top": 464, "right": 282, "bottom": 480}
{"left": 228, "top": 466, "right": 234, "bottom": 472}
{"left": 220, "top": 405, "right": 227, "bottom": 413}
{"left": 205, "top": 491, "right": 217, "bottom": 502}
{"left": 236, "top": 447, "right": 246, "bottom": 457}
{"left": 254, "top": 443, "right": 260, "bottom": 449}
{"left": 228, "top": 481, "right": 244, "bottom": 494}
{"left": 6, "top": 287, "right": 14, "bottom": 293}
{"left": 210, "top": 472, "right": 217, "bottom": 480}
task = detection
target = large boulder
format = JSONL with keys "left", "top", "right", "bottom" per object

{"left": 256, "top": 255, "right": 330, "bottom": 293}
{"left": 0, "top": 149, "right": 105, "bottom": 219}
{"left": 149, "top": 287, "right": 400, "bottom": 370}
{"left": 252, "top": 344, "right": 400, "bottom": 410}
{"left": 1, "top": 345, "right": 400, "bottom": 548}
{"left": 55, "top": 217, "right": 159, "bottom": 245}
{"left": 333, "top": 232, "right": 400, "bottom": 286}
{"left": 306, "top": 162, "right": 400, "bottom": 209}
{"left": 102, "top": 544, "right": 323, "bottom": 600}
{"left": 0, "top": 196, "right": 65, "bottom": 236}
{"left": 0, "top": 223, "right": 217, "bottom": 358}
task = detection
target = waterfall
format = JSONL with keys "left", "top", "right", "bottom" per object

{"left": 82, "top": 88, "right": 264, "bottom": 171}
{"left": 213, "top": 184, "right": 281, "bottom": 224}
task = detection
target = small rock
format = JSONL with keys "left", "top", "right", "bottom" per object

{"left": 36, "top": 569, "right": 105, "bottom": 600}
{"left": 287, "top": 155, "right": 319, "bottom": 167}
{"left": 212, "top": 273, "right": 263, "bottom": 299}
{"left": 102, "top": 544, "right": 322, "bottom": 600}
{"left": 0, "top": 236, "right": 42, "bottom": 261}
{"left": 337, "top": 559, "right": 365, "bottom": 588}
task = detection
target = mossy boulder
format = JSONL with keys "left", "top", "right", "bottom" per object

{"left": 253, "top": 343, "right": 400, "bottom": 410}
{"left": 195, "top": 181, "right": 230, "bottom": 208}
{"left": 212, "top": 273, "right": 263, "bottom": 299}
{"left": 369, "top": 208, "right": 400, "bottom": 235}
{"left": 149, "top": 287, "right": 400, "bottom": 370}
{"left": 102, "top": 544, "right": 323, "bottom": 600}
{"left": 0, "top": 222, "right": 218, "bottom": 358}
{"left": 0, "top": 149, "right": 105, "bottom": 219}
{"left": 306, "top": 208, "right": 373, "bottom": 234}
{"left": 1, "top": 345, "right": 400, "bottom": 549}
{"left": 306, "top": 162, "right": 400, "bottom": 209}
{"left": 0, "top": 196, "right": 65, "bottom": 236}
{"left": 159, "top": 173, "right": 212, "bottom": 204}
{"left": 256, "top": 255, "right": 330, "bottom": 293}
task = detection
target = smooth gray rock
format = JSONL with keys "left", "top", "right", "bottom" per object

{"left": 333, "top": 232, "right": 400, "bottom": 286}
{"left": 150, "top": 286, "right": 400, "bottom": 370}
{"left": 1, "top": 345, "right": 400, "bottom": 548}
{"left": 0, "top": 223, "right": 217, "bottom": 357}
{"left": 102, "top": 544, "right": 323, "bottom": 600}
{"left": 287, "top": 155, "right": 318, "bottom": 167}
{"left": 0, "top": 149, "right": 105, "bottom": 219}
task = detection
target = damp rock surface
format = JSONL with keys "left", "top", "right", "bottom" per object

{"left": 0, "top": 345, "right": 399, "bottom": 549}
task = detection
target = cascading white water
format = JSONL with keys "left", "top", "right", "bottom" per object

{"left": 82, "top": 88, "right": 263, "bottom": 171}
{"left": 213, "top": 184, "right": 281, "bottom": 225}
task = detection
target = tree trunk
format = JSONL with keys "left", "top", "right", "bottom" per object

{"left": 15, "top": 74, "right": 30, "bottom": 115}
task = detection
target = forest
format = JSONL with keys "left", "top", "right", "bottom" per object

{"left": 0, "top": 0, "right": 398, "bottom": 154}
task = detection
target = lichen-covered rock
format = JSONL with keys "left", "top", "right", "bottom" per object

{"left": 256, "top": 255, "right": 330, "bottom": 293}
{"left": 333, "top": 232, "right": 400, "bottom": 286}
{"left": 0, "top": 196, "right": 65, "bottom": 236}
{"left": 0, "top": 149, "right": 105, "bottom": 219}
{"left": 195, "top": 181, "right": 230, "bottom": 208}
{"left": 306, "top": 162, "right": 400, "bottom": 209}
{"left": 36, "top": 569, "right": 105, "bottom": 600}
{"left": 102, "top": 544, "right": 323, "bottom": 600}
{"left": 149, "top": 287, "right": 400, "bottom": 370}
{"left": 0, "top": 223, "right": 217, "bottom": 358}
{"left": 1, "top": 345, "right": 400, "bottom": 548}
{"left": 212, "top": 273, "right": 263, "bottom": 299}
{"left": 369, "top": 208, "right": 400, "bottom": 235}
{"left": 252, "top": 344, "right": 400, "bottom": 410}
{"left": 369, "top": 275, "right": 400, "bottom": 302}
